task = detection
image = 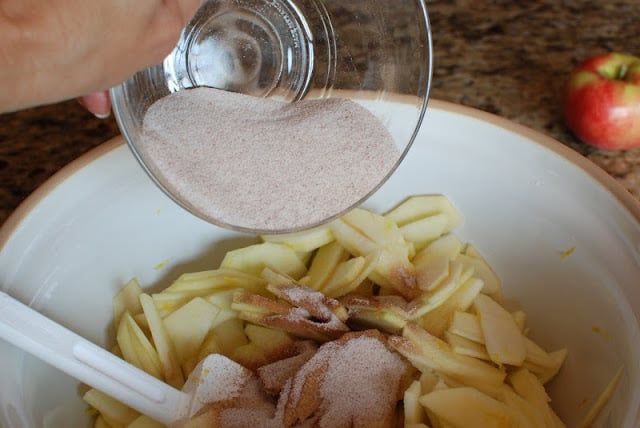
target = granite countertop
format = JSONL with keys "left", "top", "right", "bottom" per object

{"left": 1, "top": 0, "right": 640, "bottom": 227}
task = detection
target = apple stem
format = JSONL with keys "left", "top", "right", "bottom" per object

{"left": 617, "top": 63, "right": 628, "bottom": 80}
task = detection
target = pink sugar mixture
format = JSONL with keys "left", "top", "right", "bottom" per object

{"left": 139, "top": 87, "right": 400, "bottom": 231}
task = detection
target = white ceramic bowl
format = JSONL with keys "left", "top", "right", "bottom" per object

{"left": 1, "top": 100, "right": 639, "bottom": 427}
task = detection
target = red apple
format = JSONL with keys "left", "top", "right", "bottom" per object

{"left": 563, "top": 52, "right": 640, "bottom": 150}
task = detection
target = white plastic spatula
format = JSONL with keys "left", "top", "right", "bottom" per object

{"left": 0, "top": 290, "right": 233, "bottom": 427}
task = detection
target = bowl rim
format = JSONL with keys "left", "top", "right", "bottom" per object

{"left": 2, "top": 98, "right": 640, "bottom": 251}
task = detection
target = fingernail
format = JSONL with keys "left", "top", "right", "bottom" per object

{"left": 94, "top": 111, "right": 111, "bottom": 119}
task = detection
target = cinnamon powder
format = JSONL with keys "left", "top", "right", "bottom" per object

{"left": 139, "top": 87, "right": 400, "bottom": 231}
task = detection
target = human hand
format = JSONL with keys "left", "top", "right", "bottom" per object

{"left": 0, "top": 0, "right": 201, "bottom": 114}
{"left": 78, "top": 92, "right": 112, "bottom": 119}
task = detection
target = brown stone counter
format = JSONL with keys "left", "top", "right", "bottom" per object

{"left": 1, "top": 0, "right": 640, "bottom": 226}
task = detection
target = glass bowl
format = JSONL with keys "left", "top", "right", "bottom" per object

{"left": 111, "top": 0, "right": 433, "bottom": 233}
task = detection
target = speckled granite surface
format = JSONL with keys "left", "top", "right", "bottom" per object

{"left": 1, "top": 0, "right": 640, "bottom": 226}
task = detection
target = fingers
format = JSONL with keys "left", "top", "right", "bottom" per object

{"left": 172, "top": 0, "right": 203, "bottom": 27}
{"left": 78, "top": 91, "right": 112, "bottom": 119}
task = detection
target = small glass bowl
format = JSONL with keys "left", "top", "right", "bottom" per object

{"left": 111, "top": 0, "right": 433, "bottom": 233}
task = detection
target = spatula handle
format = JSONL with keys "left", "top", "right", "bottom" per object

{"left": 0, "top": 291, "right": 187, "bottom": 425}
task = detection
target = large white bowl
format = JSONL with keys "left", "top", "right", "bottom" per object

{"left": 0, "top": 100, "right": 639, "bottom": 427}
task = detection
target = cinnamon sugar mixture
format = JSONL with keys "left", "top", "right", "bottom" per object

{"left": 139, "top": 87, "right": 400, "bottom": 231}
{"left": 188, "top": 330, "right": 409, "bottom": 427}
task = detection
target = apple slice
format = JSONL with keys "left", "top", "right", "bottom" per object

{"left": 204, "top": 288, "right": 242, "bottom": 327}
{"left": 413, "top": 277, "right": 483, "bottom": 338}
{"left": 164, "top": 268, "right": 267, "bottom": 295}
{"left": 412, "top": 234, "right": 464, "bottom": 291}
{"left": 302, "top": 240, "right": 349, "bottom": 291}
{"left": 260, "top": 222, "right": 334, "bottom": 252}
{"left": 448, "top": 310, "right": 485, "bottom": 343}
{"left": 331, "top": 210, "right": 417, "bottom": 299}
{"left": 220, "top": 242, "right": 307, "bottom": 279}
{"left": 83, "top": 388, "right": 139, "bottom": 427}
{"left": 473, "top": 293, "right": 526, "bottom": 366}
{"left": 211, "top": 318, "right": 248, "bottom": 358}
{"left": 127, "top": 415, "right": 165, "bottom": 428}
{"left": 578, "top": 367, "right": 623, "bottom": 428}
{"left": 408, "top": 261, "right": 466, "bottom": 318}
{"left": 321, "top": 252, "right": 379, "bottom": 298}
{"left": 139, "top": 293, "right": 184, "bottom": 388}
{"left": 522, "top": 348, "right": 568, "bottom": 384}
{"left": 113, "top": 278, "right": 144, "bottom": 324}
{"left": 234, "top": 285, "right": 350, "bottom": 342}
{"left": 404, "top": 380, "right": 426, "bottom": 424}
{"left": 497, "top": 384, "right": 548, "bottom": 428}
{"left": 398, "top": 213, "right": 449, "bottom": 251}
{"left": 419, "top": 387, "right": 522, "bottom": 427}
{"left": 163, "top": 297, "right": 221, "bottom": 373}
{"left": 512, "top": 309, "right": 527, "bottom": 332}
{"left": 343, "top": 295, "right": 409, "bottom": 334}
{"left": 191, "top": 330, "right": 221, "bottom": 372}
{"left": 458, "top": 245, "right": 502, "bottom": 299}
{"left": 509, "top": 367, "right": 551, "bottom": 403}
{"left": 384, "top": 195, "right": 464, "bottom": 234}
{"left": 508, "top": 368, "right": 564, "bottom": 427}
{"left": 444, "top": 331, "right": 490, "bottom": 361}
{"left": 116, "top": 312, "right": 163, "bottom": 379}
{"left": 389, "top": 322, "right": 505, "bottom": 389}
{"left": 232, "top": 324, "right": 297, "bottom": 370}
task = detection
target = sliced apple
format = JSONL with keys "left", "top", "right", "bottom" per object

{"left": 389, "top": 322, "right": 505, "bottom": 389}
{"left": 578, "top": 367, "right": 623, "bottom": 428}
{"left": 203, "top": 288, "right": 242, "bottom": 327}
{"left": 116, "top": 312, "right": 163, "bottom": 379}
{"left": 522, "top": 348, "right": 568, "bottom": 384}
{"left": 164, "top": 268, "right": 267, "bottom": 295}
{"left": 321, "top": 252, "right": 379, "bottom": 298}
{"left": 473, "top": 293, "right": 526, "bottom": 366}
{"left": 220, "top": 242, "right": 307, "bottom": 279}
{"left": 444, "top": 331, "right": 490, "bottom": 361}
{"left": 343, "top": 295, "right": 409, "bottom": 334}
{"left": 512, "top": 310, "right": 527, "bottom": 332}
{"left": 497, "top": 384, "right": 547, "bottom": 428}
{"left": 419, "top": 386, "right": 522, "bottom": 428}
{"left": 384, "top": 195, "right": 464, "bottom": 235}
{"left": 409, "top": 261, "right": 466, "bottom": 319}
{"left": 260, "top": 222, "right": 334, "bottom": 252}
{"left": 397, "top": 212, "right": 449, "bottom": 251}
{"left": 414, "top": 277, "right": 484, "bottom": 338}
{"left": 211, "top": 318, "right": 248, "bottom": 358}
{"left": 163, "top": 297, "right": 221, "bottom": 372}
{"left": 83, "top": 388, "right": 139, "bottom": 427}
{"left": 232, "top": 323, "right": 296, "bottom": 370}
{"left": 509, "top": 368, "right": 564, "bottom": 427}
{"left": 139, "top": 293, "right": 184, "bottom": 388}
{"left": 191, "top": 329, "right": 222, "bottom": 375}
{"left": 447, "top": 310, "right": 485, "bottom": 343}
{"left": 331, "top": 209, "right": 417, "bottom": 299}
{"left": 404, "top": 379, "right": 426, "bottom": 424}
{"left": 458, "top": 245, "right": 502, "bottom": 299}
{"left": 260, "top": 267, "right": 298, "bottom": 288}
{"left": 126, "top": 415, "right": 165, "bottom": 428}
{"left": 113, "top": 278, "right": 144, "bottom": 324}
{"left": 303, "top": 240, "right": 349, "bottom": 291}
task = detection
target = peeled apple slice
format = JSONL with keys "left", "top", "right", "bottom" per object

{"left": 473, "top": 293, "right": 526, "bottom": 366}
{"left": 419, "top": 387, "right": 523, "bottom": 428}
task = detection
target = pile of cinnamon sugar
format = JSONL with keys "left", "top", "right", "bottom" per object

{"left": 139, "top": 87, "right": 400, "bottom": 231}
{"left": 187, "top": 330, "right": 409, "bottom": 428}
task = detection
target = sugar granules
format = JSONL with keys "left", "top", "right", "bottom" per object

{"left": 139, "top": 87, "right": 400, "bottom": 231}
